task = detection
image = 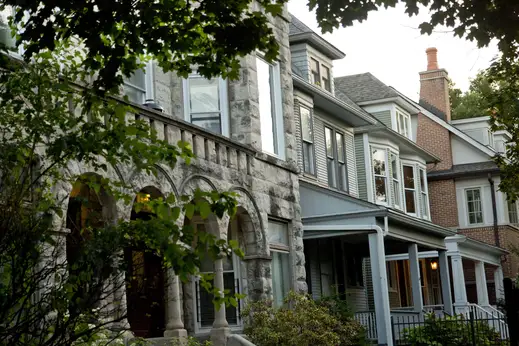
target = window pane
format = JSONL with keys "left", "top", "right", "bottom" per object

{"left": 338, "top": 163, "right": 347, "bottom": 191}
{"left": 391, "top": 155, "right": 398, "bottom": 179}
{"left": 372, "top": 149, "right": 386, "bottom": 175}
{"left": 322, "top": 66, "right": 331, "bottom": 91}
{"left": 268, "top": 220, "right": 288, "bottom": 246}
{"left": 421, "top": 193, "right": 429, "bottom": 218}
{"left": 126, "top": 69, "right": 146, "bottom": 90}
{"left": 303, "top": 142, "right": 315, "bottom": 174}
{"left": 123, "top": 84, "right": 145, "bottom": 104}
{"left": 300, "top": 107, "right": 312, "bottom": 142}
{"left": 405, "top": 190, "right": 416, "bottom": 214}
{"left": 403, "top": 166, "right": 415, "bottom": 189}
{"left": 336, "top": 133, "right": 345, "bottom": 162}
{"left": 311, "top": 58, "right": 320, "bottom": 85}
{"left": 375, "top": 177, "right": 387, "bottom": 203}
{"left": 189, "top": 78, "right": 220, "bottom": 113}
{"left": 272, "top": 251, "right": 290, "bottom": 307}
{"left": 191, "top": 113, "right": 222, "bottom": 134}
{"left": 257, "top": 58, "right": 277, "bottom": 154}
{"left": 393, "top": 180, "right": 400, "bottom": 206}
{"left": 327, "top": 158, "right": 336, "bottom": 187}
{"left": 325, "top": 127, "right": 333, "bottom": 157}
{"left": 420, "top": 169, "right": 426, "bottom": 191}
{"left": 508, "top": 199, "right": 518, "bottom": 223}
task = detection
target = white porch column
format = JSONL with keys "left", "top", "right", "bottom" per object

{"left": 164, "top": 269, "right": 188, "bottom": 340}
{"left": 475, "top": 261, "right": 490, "bottom": 306}
{"left": 494, "top": 266, "right": 505, "bottom": 302}
{"left": 450, "top": 253, "right": 469, "bottom": 313}
{"left": 408, "top": 244, "right": 424, "bottom": 312}
{"left": 210, "top": 257, "right": 230, "bottom": 345}
{"left": 369, "top": 232, "right": 393, "bottom": 346}
{"left": 438, "top": 250, "right": 453, "bottom": 315}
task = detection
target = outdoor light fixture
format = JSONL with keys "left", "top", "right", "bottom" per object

{"left": 430, "top": 260, "right": 438, "bottom": 271}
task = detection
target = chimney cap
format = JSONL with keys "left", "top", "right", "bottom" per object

{"left": 426, "top": 47, "right": 439, "bottom": 71}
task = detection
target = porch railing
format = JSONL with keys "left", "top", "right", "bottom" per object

{"left": 354, "top": 311, "right": 377, "bottom": 340}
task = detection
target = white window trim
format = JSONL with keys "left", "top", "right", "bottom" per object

{"left": 371, "top": 145, "right": 389, "bottom": 206}
{"left": 396, "top": 110, "right": 411, "bottom": 139}
{"left": 182, "top": 75, "right": 230, "bottom": 137}
{"left": 300, "top": 105, "right": 316, "bottom": 176}
{"left": 465, "top": 187, "right": 485, "bottom": 226}
{"left": 390, "top": 151, "right": 402, "bottom": 210}
{"left": 419, "top": 167, "right": 430, "bottom": 220}
{"left": 401, "top": 161, "right": 418, "bottom": 216}
{"left": 122, "top": 61, "right": 153, "bottom": 105}
{"left": 256, "top": 55, "right": 285, "bottom": 159}
{"left": 268, "top": 218, "right": 292, "bottom": 307}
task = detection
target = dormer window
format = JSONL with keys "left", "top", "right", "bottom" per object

{"left": 322, "top": 66, "right": 331, "bottom": 92}
{"left": 310, "top": 58, "right": 320, "bottom": 86}
{"left": 310, "top": 57, "right": 332, "bottom": 92}
{"left": 396, "top": 111, "right": 411, "bottom": 138}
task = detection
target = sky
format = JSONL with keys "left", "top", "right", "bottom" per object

{"left": 287, "top": 0, "right": 499, "bottom": 101}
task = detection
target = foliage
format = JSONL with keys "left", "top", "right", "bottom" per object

{"left": 1, "top": 0, "right": 286, "bottom": 94}
{"left": 242, "top": 292, "right": 366, "bottom": 346}
{"left": 449, "top": 73, "right": 494, "bottom": 120}
{"left": 402, "top": 313, "right": 506, "bottom": 346}
{"left": 171, "top": 336, "right": 213, "bottom": 346}
{"left": 0, "top": 40, "right": 240, "bottom": 345}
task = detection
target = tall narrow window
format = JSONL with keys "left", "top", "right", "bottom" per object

{"left": 268, "top": 220, "right": 290, "bottom": 307}
{"left": 403, "top": 165, "right": 416, "bottom": 214}
{"left": 310, "top": 58, "right": 320, "bottom": 86}
{"left": 466, "top": 188, "right": 483, "bottom": 224}
{"left": 419, "top": 168, "right": 430, "bottom": 219}
{"left": 390, "top": 153, "right": 400, "bottom": 208}
{"left": 397, "top": 112, "right": 410, "bottom": 138}
{"left": 322, "top": 66, "right": 331, "bottom": 92}
{"left": 123, "top": 68, "right": 147, "bottom": 104}
{"left": 325, "top": 127, "right": 348, "bottom": 191}
{"left": 508, "top": 199, "right": 518, "bottom": 224}
{"left": 257, "top": 57, "right": 283, "bottom": 157}
{"left": 300, "top": 106, "right": 315, "bottom": 174}
{"left": 184, "top": 75, "right": 229, "bottom": 135}
{"left": 372, "top": 148, "right": 388, "bottom": 203}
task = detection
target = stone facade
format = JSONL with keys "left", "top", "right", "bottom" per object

{"left": 52, "top": 8, "right": 305, "bottom": 345}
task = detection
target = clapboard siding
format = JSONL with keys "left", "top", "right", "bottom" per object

{"left": 371, "top": 110, "right": 392, "bottom": 128}
{"left": 313, "top": 115, "right": 328, "bottom": 184}
{"left": 290, "top": 44, "right": 310, "bottom": 81}
{"left": 294, "top": 98, "right": 303, "bottom": 172}
{"left": 355, "top": 135, "right": 367, "bottom": 200}
{"left": 345, "top": 131, "right": 358, "bottom": 197}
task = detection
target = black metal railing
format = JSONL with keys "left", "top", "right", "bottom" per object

{"left": 391, "top": 311, "right": 510, "bottom": 346}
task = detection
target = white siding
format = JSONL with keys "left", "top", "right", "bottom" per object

{"left": 451, "top": 136, "right": 492, "bottom": 165}
{"left": 355, "top": 135, "right": 367, "bottom": 200}
{"left": 290, "top": 43, "right": 310, "bottom": 82}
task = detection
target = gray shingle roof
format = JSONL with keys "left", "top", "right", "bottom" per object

{"left": 334, "top": 73, "right": 399, "bottom": 103}
{"left": 428, "top": 161, "right": 499, "bottom": 180}
{"left": 289, "top": 15, "right": 314, "bottom": 36}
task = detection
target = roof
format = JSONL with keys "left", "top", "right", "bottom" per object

{"left": 288, "top": 14, "right": 346, "bottom": 60}
{"left": 334, "top": 73, "right": 399, "bottom": 103}
{"left": 428, "top": 161, "right": 499, "bottom": 180}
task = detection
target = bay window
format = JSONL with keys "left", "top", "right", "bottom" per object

{"left": 183, "top": 74, "right": 229, "bottom": 136}
{"left": 372, "top": 147, "right": 388, "bottom": 203}
{"left": 268, "top": 220, "right": 291, "bottom": 307}
{"left": 466, "top": 188, "right": 483, "bottom": 224}
{"left": 325, "top": 126, "right": 348, "bottom": 191}
{"left": 257, "top": 57, "right": 284, "bottom": 158}
{"left": 508, "top": 199, "right": 518, "bottom": 224}
{"left": 300, "top": 106, "right": 315, "bottom": 175}
{"left": 419, "top": 168, "right": 430, "bottom": 219}
{"left": 390, "top": 153, "right": 400, "bottom": 208}
{"left": 403, "top": 165, "right": 416, "bottom": 214}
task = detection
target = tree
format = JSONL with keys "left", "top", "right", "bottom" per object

{"left": 0, "top": 41, "right": 241, "bottom": 345}
{"left": 449, "top": 73, "right": 493, "bottom": 120}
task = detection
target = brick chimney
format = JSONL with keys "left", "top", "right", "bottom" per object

{"left": 419, "top": 47, "right": 451, "bottom": 122}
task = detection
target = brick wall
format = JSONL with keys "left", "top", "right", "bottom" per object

{"left": 428, "top": 179, "right": 459, "bottom": 228}
{"left": 416, "top": 113, "right": 453, "bottom": 171}
{"left": 419, "top": 69, "right": 451, "bottom": 122}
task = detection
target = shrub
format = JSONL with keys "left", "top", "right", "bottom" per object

{"left": 402, "top": 313, "right": 507, "bottom": 346}
{"left": 242, "top": 291, "right": 366, "bottom": 346}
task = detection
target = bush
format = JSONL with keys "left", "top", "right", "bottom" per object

{"left": 402, "top": 313, "right": 507, "bottom": 346}
{"left": 242, "top": 291, "right": 366, "bottom": 346}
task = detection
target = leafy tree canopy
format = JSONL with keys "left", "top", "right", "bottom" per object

{"left": 449, "top": 73, "right": 493, "bottom": 120}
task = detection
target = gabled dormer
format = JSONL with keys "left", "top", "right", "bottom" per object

{"left": 289, "top": 15, "right": 345, "bottom": 95}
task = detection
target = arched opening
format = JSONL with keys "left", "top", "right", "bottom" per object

{"left": 125, "top": 186, "right": 166, "bottom": 338}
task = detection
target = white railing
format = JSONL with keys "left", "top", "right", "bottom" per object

{"left": 468, "top": 303, "right": 509, "bottom": 340}
{"left": 354, "top": 311, "right": 377, "bottom": 340}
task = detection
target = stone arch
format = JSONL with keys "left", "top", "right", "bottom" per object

{"left": 179, "top": 174, "right": 218, "bottom": 197}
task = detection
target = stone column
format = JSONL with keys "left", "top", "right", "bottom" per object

{"left": 450, "top": 253, "right": 469, "bottom": 314}
{"left": 164, "top": 269, "right": 188, "bottom": 340}
{"left": 408, "top": 244, "right": 424, "bottom": 312}
{"left": 494, "top": 266, "right": 505, "bottom": 302}
{"left": 211, "top": 257, "right": 230, "bottom": 346}
{"left": 438, "top": 250, "right": 453, "bottom": 315}
{"left": 475, "top": 261, "right": 490, "bottom": 306}
{"left": 368, "top": 232, "right": 393, "bottom": 346}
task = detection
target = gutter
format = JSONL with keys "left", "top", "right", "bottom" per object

{"left": 488, "top": 174, "right": 501, "bottom": 248}
{"left": 303, "top": 222, "right": 388, "bottom": 236}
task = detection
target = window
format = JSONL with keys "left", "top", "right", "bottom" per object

{"left": 0, "top": 6, "right": 15, "bottom": 49}
{"left": 386, "top": 262, "right": 398, "bottom": 291}
{"left": 403, "top": 165, "right": 416, "bottom": 214}
{"left": 123, "top": 68, "right": 147, "bottom": 104}
{"left": 300, "top": 106, "right": 315, "bottom": 175}
{"left": 310, "top": 58, "right": 320, "bottom": 85}
{"left": 508, "top": 199, "right": 518, "bottom": 224}
{"left": 396, "top": 111, "right": 410, "bottom": 138}
{"left": 390, "top": 153, "right": 400, "bottom": 208}
{"left": 372, "top": 148, "right": 388, "bottom": 203}
{"left": 466, "top": 188, "right": 483, "bottom": 224}
{"left": 322, "top": 66, "right": 331, "bottom": 92}
{"left": 268, "top": 220, "right": 291, "bottom": 307}
{"left": 184, "top": 75, "right": 229, "bottom": 136}
{"left": 257, "top": 57, "right": 284, "bottom": 157}
{"left": 346, "top": 255, "right": 363, "bottom": 287}
{"left": 419, "top": 168, "right": 430, "bottom": 219}
{"left": 325, "top": 126, "right": 348, "bottom": 191}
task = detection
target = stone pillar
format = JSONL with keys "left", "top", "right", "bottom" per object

{"left": 438, "top": 250, "right": 453, "bottom": 315}
{"left": 164, "top": 269, "right": 188, "bottom": 340}
{"left": 475, "top": 261, "right": 490, "bottom": 306}
{"left": 368, "top": 232, "right": 393, "bottom": 346}
{"left": 112, "top": 256, "right": 131, "bottom": 331}
{"left": 450, "top": 254, "right": 469, "bottom": 313}
{"left": 211, "top": 257, "right": 230, "bottom": 346}
{"left": 494, "top": 266, "right": 505, "bottom": 302}
{"left": 408, "top": 244, "right": 424, "bottom": 312}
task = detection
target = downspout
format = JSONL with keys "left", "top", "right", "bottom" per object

{"left": 488, "top": 173, "right": 500, "bottom": 248}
